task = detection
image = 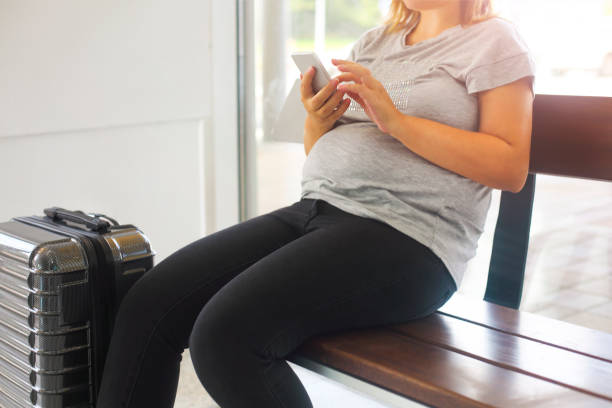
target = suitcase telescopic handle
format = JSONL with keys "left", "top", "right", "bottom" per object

{"left": 43, "top": 207, "right": 111, "bottom": 233}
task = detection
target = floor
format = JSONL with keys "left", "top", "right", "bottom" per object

{"left": 173, "top": 142, "right": 612, "bottom": 407}
{"left": 173, "top": 353, "right": 395, "bottom": 408}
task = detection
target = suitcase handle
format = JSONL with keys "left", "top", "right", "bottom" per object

{"left": 43, "top": 207, "right": 111, "bottom": 233}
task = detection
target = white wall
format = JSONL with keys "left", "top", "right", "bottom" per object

{"left": 0, "top": 0, "right": 239, "bottom": 261}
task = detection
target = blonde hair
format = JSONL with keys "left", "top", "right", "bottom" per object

{"left": 384, "top": 0, "right": 497, "bottom": 34}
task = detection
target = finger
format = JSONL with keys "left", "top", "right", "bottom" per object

{"left": 336, "top": 64, "right": 371, "bottom": 78}
{"left": 310, "top": 78, "right": 339, "bottom": 110}
{"left": 345, "top": 90, "right": 366, "bottom": 107}
{"left": 337, "top": 82, "right": 369, "bottom": 97}
{"left": 333, "top": 72, "right": 361, "bottom": 84}
{"left": 361, "top": 74, "right": 381, "bottom": 90}
{"left": 330, "top": 98, "right": 352, "bottom": 121}
{"left": 332, "top": 58, "right": 368, "bottom": 71}
{"left": 331, "top": 58, "right": 353, "bottom": 65}
{"left": 346, "top": 91, "right": 369, "bottom": 113}
{"left": 300, "top": 66, "right": 315, "bottom": 100}
{"left": 337, "top": 65, "right": 370, "bottom": 77}
{"left": 317, "top": 89, "right": 347, "bottom": 118}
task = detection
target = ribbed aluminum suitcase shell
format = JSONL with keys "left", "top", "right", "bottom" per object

{"left": 0, "top": 212, "right": 154, "bottom": 407}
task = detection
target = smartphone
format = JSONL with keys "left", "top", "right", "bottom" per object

{"left": 291, "top": 52, "right": 332, "bottom": 93}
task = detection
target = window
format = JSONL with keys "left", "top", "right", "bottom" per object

{"left": 245, "top": 0, "right": 612, "bottom": 334}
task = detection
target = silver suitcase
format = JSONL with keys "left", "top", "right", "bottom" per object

{"left": 0, "top": 208, "right": 154, "bottom": 407}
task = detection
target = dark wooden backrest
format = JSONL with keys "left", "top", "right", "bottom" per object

{"left": 530, "top": 95, "right": 612, "bottom": 182}
{"left": 485, "top": 94, "right": 612, "bottom": 309}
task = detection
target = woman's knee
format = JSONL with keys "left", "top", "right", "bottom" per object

{"left": 189, "top": 298, "right": 241, "bottom": 353}
{"left": 188, "top": 290, "right": 266, "bottom": 371}
{"left": 189, "top": 309, "right": 235, "bottom": 386}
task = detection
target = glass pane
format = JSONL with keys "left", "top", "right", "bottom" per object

{"left": 495, "top": 0, "right": 612, "bottom": 97}
{"left": 248, "top": 0, "right": 612, "bottom": 334}
{"left": 253, "top": 0, "right": 386, "bottom": 215}
{"left": 519, "top": 176, "right": 612, "bottom": 333}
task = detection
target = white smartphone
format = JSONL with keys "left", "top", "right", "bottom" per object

{"left": 291, "top": 52, "right": 332, "bottom": 93}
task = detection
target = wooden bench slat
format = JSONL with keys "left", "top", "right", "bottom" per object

{"left": 391, "top": 313, "right": 612, "bottom": 401}
{"left": 294, "top": 328, "right": 611, "bottom": 408}
{"left": 438, "top": 293, "right": 612, "bottom": 363}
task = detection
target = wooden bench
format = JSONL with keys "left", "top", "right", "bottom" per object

{"left": 287, "top": 94, "right": 612, "bottom": 407}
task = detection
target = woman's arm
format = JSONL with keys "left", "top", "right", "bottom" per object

{"left": 299, "top": 67, "right": 351, "bottom": 156}
{"left": 334, "top": 59, "right": 534, "bottom": 193}
{"left": 389, "top": 78, "right": 533, "bottom": 193}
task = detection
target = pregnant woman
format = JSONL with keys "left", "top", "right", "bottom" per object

{"left": 97, "top": 0, "right": 535, "bottom": 407}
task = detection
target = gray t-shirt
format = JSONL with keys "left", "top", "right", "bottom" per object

{"left": 300, "top": 15, "right": 536, "bottom": 288}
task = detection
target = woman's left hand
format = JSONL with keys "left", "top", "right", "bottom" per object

{"left": 332, "top": 58, "right": 402, "bottom": 134}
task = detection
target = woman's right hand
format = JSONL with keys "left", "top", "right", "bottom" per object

{"left": 300, "top": 66, "right": 351, "bottom": 153}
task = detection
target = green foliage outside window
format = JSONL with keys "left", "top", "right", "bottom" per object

{"left": 290, "top": 0, "right": 384, "bottom": 50}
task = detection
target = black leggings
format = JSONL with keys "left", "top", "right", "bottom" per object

{"left": 96, "top": 198, "right": 457, "bottom": 408}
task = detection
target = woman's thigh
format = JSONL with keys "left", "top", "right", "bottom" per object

{"left": 109, "top": 200, "right": 310, "bottom": 352}
{"left": 190, "top": 215, "right": 456, "bottom": 362}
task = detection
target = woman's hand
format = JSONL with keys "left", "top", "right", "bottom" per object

{"left": 332, "top": 58, "right": 402, "bottom": 134}
{"left": 300, "top": 66, "right": 351, "bottom": 153}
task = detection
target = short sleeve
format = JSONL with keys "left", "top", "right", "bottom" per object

{"left": 464, "top": 19, "right": 536, "bottom": 97}
{"left": 344, "top": 25, "right": 385, "bottom": 62}
{"left": 346, "top": 37, "right": 362, "bottom": 62}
